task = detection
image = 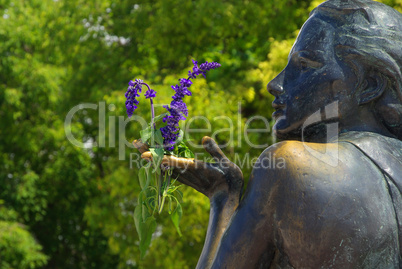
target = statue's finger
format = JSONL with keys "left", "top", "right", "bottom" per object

{"left": 202, "top": 136, "right": 228, "bottom": 162}
{"left": 140, "top": 152, "right": 197, "bottom": 170}
{"left": 133, "top": 139, "right": 149, "bottom": 153}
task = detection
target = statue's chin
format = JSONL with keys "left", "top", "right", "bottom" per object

{"left": 272, "top": 118, "right": 304, "bottom": 141}
{"left": 273, "top": 128, "right": 302, "bottom": 141}
{"left": 274, "top": 122, "right": 332, "bottom": 142}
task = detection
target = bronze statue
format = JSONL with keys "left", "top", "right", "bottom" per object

{"left": 135, "top": 0, "right": 402, "bottom": 267}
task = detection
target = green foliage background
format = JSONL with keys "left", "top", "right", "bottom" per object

{"left": 0, "top": 0, "right": 401, "bottom": 268}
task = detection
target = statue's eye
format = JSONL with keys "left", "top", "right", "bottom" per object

{"left": 290, "top": 52, "right": 322, "bottom": 72}
{"left": 300, "top": 59, "right": 309, "bottom": 71}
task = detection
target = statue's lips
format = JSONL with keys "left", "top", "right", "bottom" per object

{"left": 272, "top": 109, "right": 284, "bottom": 120}
{"left": 272, "top": 99, "right": 286, "bottom": 120}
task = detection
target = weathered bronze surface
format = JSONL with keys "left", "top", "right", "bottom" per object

{"left": 136, "top": 0, "right": 402, "bottom": 267}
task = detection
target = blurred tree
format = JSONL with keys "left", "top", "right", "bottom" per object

{"left": 0, "top": 0, "right": 400, "bottom": 268}
{"left": 0, "top": 200, "right": 48, "bottom": 268}
{"left": 0, "top": 0, "right": 119, "bottom": 267}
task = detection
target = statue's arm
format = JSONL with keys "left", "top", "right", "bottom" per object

{"left": 202, "top": 143, "right": 288, "bottom": 268}
{"left": 196, "top": 162, "right": 279, "bottom": 269}
{"left": 207, "top": 177, "right": 277, "bottom": 267}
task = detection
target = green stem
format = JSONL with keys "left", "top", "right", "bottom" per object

{"left": 158, "top": 169, "right": 171, "bottom": 214}
{"left": 150, "top": 98, "right": 155, "bottom": 129}
{"left": 159, "top": 195, "right": 166, "bottom": 214}
{"left": 157, "top": 171, "right": 162, "bottom": 210}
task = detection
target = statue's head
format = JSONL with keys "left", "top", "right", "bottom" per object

{"left": 268, "top": 0, "right": 402, "bottom": 141}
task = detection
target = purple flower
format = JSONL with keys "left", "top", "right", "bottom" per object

{"left": 188, "top": 59, "right": 221, "bottom": 78}
{"left": 180, "top": 78, "right": 192, "bottom": 88}
{"left": 125, "top": 60, "right": 220, "bottom": 150}
{"left": 145, "top": 88, "right": 157, "bottom": 99}
{"left": 125, "top": 79, "right": 143, "bottom": 118}
{"left": 161, "top": 59, "right": 220, "bottom": 150}
{"left": 125, "top": 79, "right": 157, "bottom": 118}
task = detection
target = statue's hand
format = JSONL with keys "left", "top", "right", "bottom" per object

{"left": 133, "top": 137, "right": 243, "bottom": 200}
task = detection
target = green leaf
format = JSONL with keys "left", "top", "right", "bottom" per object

{"left": 156, "top": 147, "right": 165, "bottom": 159}
{"left": 175, "top": 189, "right": 184, "bottom": 203}
{"left": 171, "top": 203, "right": 183, "bottom": 237}
{"left": 184, "top": 148, "right": 194, "bottom": 158}
{"left": 140, "top": 127, "right": 152, "bottom": 143}
{"left": 138, "top": 166, "right": 147, "bottom": 189}
{"left": 139, "top": 216, "right": 157, "bottom": 259}
{"left": 140, "top": 187, "right": 156, "bottom": 213}
{"left": 145, "top": 194, "right": 157, "bottom": 212}
{"left": 177, "top": 141, "right": 186, "bottom": 150}
{"left": 142, "top": 204, "right": 151, "bottom": 221}
{"left": 168, "top": 196, "right": 173, "bottom": 214}
{"left": 149, "top": 129, "right": 164, "bottom": 147}
{"left": 133, "top": 205, "right": 142, "bottom": 239}
{"left": 144, "top": 164, "right": 152, "bottom": 191}
{"left": 175, "top": 141, "right": 194, "bottom": 158}
{"left": 150, "top": 147, "right": 164, "bottom": 174}
{"left": 155, "top": 119, "right": 168, "bottom": 130}
{"left": 175, "top": 129, "right": 184, "bottom": 144}
{"left": 153, "top": 129, "right": 164, "bottom": 146}
{"left": 153, "top": 113, "right": 168, "bottom": 123}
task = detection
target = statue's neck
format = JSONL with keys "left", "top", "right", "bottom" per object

{"left": 293, "top": 107, "right": 396, "bottom": 143}
{"left": 338, "top": 106, "right": 395, "bottom": 139}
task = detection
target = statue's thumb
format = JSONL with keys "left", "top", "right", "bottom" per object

{"left": 133, "top": 139, "right": 149, "bottom": 154}
{"left": 202, "top": 136, "right": 228, "bottom": 161}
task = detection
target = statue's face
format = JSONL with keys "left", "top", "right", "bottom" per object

{"left": 267, "top": 16, "right": 358, "bottom": 140}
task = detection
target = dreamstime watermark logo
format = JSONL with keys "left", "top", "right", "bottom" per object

{"left": 64, "top": 100, "right": 340, "bottom": 169}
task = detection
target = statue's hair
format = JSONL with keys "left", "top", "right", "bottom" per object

{"left": 311, "top": 0, "right": 402, "bottom": 140}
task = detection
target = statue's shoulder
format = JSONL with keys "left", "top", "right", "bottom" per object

{"left": 339, "top": 131, "right": 402, "bottom": 182}
{"left": 251, "top": 138, "right": 382, "bottom": 185}
{"left": 256, "top": 140, "right": 352, "bottom": 172}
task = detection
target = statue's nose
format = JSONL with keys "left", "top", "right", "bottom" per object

{"left": 267, "top": 71, "right": 285, "bottom": 97}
